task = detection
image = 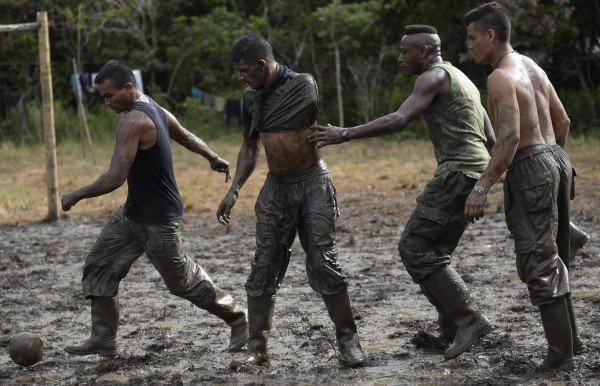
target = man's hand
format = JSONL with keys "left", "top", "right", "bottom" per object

{"left": 307, "top": 124, "right": 345, "bottom": 149}
{"left": 210, "top": 156, "right": 231, "bottom": 182}
{"left": 217, "top": 190, "right": 237, "bottom": 225}
{"left": 464, "top": 190, "right": 487, "bottom": 223}
{"left": 61, "top": 191, "right": 79, "bottom": 212}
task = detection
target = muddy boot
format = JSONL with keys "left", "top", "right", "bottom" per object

{"left": 65, "top": 296, "right": 119, "bottom": 357}
{"left": 570, "top": 222, "right": 590, "bottom": 259}
{"left": 419, "top": 283, "right": 456, "bottom": 347}
{"left": 322, "top": 290, "right": 366, "bottom": 368}
{"left": 423, "top": 265, "right": 492, "bottom": 361}
{"left": 230, "top": 295, "right": 275, "bottom": 369}
{"left": 539, "top": 297, "right": 575, "bottom": 371}
{"left": 202, "top": 287, "right": 248, "bottom": 352}
{"left": 565, "top": 293, "right": 586, "bottom": 355}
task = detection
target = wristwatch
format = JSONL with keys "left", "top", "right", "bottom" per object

{"left": 340, "top": 129, "right": 350, "bottom": 142}
{"left": 473, "top": 185, "right": 486, "bottom": 195}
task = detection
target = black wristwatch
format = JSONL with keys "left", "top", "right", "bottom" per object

{"left": 473, "top": 185, "right": 486, "bottom": 195}
{"left": 340, "top": 129, "right": 350, "bottom": 142}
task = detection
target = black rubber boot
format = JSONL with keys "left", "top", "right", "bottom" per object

{"left": 570, "top": 222, "right": 590, "bottom": 259}
{"left": 423, "top": 265, "right": 492, "bottom": 360}
{"left": 419, "top": 283, "right": 456, "bottom": 346}
{"left": 539, "top": 297, "right": 575, "bottom": 371}
{"left": 65, "top": 296, "right": 119, "bottom": 357}
{"left": 230, "top": 295, "right": 275, "bottom": 369}
{"left": 565, "top": 293, "right": 586, "bottom": 355}
{"left": 322, "top": 290, "right": 366, "bottom": 368}
{"left": 202, "top": 287, "right": 249, "bottom": 352}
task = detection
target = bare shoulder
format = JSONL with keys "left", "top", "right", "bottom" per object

{"left": 487, "top": 69, "right": 515, "bottom": 94}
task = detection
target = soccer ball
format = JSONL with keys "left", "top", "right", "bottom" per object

{"left": 8, "top": 332, "right": 44, "bottom": 367}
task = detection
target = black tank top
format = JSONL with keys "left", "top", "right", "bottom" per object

{"left": 123, "top": 97, "right": 183, "bottom": 223}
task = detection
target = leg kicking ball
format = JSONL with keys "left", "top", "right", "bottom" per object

{"left": 8, "top": 332, "right": 44, "bottom": 367}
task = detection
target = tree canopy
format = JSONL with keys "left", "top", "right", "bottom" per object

{"left": 0, "top": 0, "right": 598, "bottom": 141}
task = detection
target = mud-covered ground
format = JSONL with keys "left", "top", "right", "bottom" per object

{"left": 1, "top": 179, "right": 599, "bottom": 386}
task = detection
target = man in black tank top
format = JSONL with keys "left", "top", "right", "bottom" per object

{"left": 60, "top": 60, "right": 249, "bottom": 357}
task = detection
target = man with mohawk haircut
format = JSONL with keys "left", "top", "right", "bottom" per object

{"left": 309, "top": 25, "right": 494, "bottom": 360}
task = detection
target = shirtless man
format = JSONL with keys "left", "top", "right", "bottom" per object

{"left": 464, "top": 2, "right": 584, "bottom": 370}
{"left": 218, "top": 35, "right": 365, "bottom": 369}
{"left": 61, "top": 60, "right": 248, "bottom": 357}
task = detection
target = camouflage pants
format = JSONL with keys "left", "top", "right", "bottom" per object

{"left": 245, "top": 160, "right": 348, "bottom": 297}
{"left": 81, "top": 207, "right": 215, "bottom": 307}
{"left": 504, "top": 145, "right": 569, "bottom": 306}
{"left": 398, "top": 170, "right": 477, "bottom": 283}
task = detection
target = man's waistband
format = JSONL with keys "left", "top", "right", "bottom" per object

{"left": 267, "top": 159, "right": 328, "bottom": 183}
{"left": 511, "top": 144, "right": 553, "bottom": 165}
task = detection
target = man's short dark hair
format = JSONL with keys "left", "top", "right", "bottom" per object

{"left": 94, "top": 60, "right": 137, "bottom": 89}
{"left": 404, "top": 25, "right": 438, "bottom": 35}
{"left": 464, "top": 2, "right": 511, "bottom": 43}
{"left": 230, "top": 34, "right": 274, "bottom": 64}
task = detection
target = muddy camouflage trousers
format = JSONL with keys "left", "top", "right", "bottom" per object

{"left": 504, "top": 144, "right": 571, "bottom": 306}
{"left": 398, "top": 170, "right": 477, "bottom": 283}
{"left": 81, "top": 207, "right": 215, "bottom": 306}
{"left": 245, "top": 160, "right": 348, "bottom": 297}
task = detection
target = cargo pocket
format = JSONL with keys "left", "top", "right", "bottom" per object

{"left": 521, "top": 172, "right": 553, "bottom": 213}
{"left": 410, "top": 206, "right": 450, "bottom": 241}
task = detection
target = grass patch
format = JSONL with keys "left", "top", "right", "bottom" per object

{"left": 1, "top": 136, "right": 598, "bottom": 225}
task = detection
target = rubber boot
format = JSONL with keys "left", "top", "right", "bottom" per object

{"left": 65, "top": 296, "right": 119, "bottom": 357}
{"left": 565, "top": 293, "right": 586, "bottom": 355}
{"left": 322, "top": 290, "right": 366, "bottom": 368}
{"left": 419, "top": 283, "right": 456, "bottom": 346}
{"left": 539, "top": 297, "right": 575, "bottom": 371}
{"left": 570, "top": 222, "right": 590, "bottom": 259}
{"left": 230, "top": 295, "right": 275, "bottom": 369}
{"left": 423, "top": 265, "right": 492, "bottom": 360}
{"left": 201, "top": 287, "right": 248, "bottom": 352}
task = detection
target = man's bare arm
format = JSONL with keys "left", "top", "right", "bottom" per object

{"left": 163, "top": 107, "right": 230, "bottom": 181}
{"left": 464, "top": 72, "right": 520, "bottom": 222}
{"left": 483, "top": 108, "right": 496, "bottom": 154}
{"left": 547, "top": 82, "right": 570, "bottom": 147}
{"left": 61, "top": 114, "right": 142, "bottom": 211}
{"left": 216, "top": 137, "right": 260, "bottom": 224}
{"left": 307, "top": 69, "right": 447, "bottom": 147}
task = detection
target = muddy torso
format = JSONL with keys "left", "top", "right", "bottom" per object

{"left": 242, "top": 68, "right": 321, "bottom": 176}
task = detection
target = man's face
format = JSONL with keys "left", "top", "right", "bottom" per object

{"left": 96, "top": 80, "right": 133, "bottom": 113}
{"left": 397, "top": 36, "right": 422, "bottom": 76}
{"left": 466, "top": 23, "right": 489, "bottom": 65}
{"left": 233, "top": 59, "right": 267, "bottom": 90}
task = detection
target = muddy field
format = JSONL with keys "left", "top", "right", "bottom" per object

{"left": 1, "top": 157, "right": 599, "bottom": 385}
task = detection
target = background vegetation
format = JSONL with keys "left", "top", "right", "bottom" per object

{"left": 0, "top": 0, "right": 598, "bottom": 145}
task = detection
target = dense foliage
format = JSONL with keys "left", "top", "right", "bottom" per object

{"left": 0, "top": 0, "right": 598, "bottom": 143}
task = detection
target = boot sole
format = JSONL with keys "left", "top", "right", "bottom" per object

{"left": 64, "top": 347, "right": 117, "bottom": 357}
{"left": 444, "top": 322, "right": 492, "bottom": 360}
{"left": 343, "top": 357, "right": 366, "bottom": 368}
{"left": 229, "top": 357, "right": 269, "bottom": 370}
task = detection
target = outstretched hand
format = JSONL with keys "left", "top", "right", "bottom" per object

{"left": 210, "top": 156, "right": 231, "bottom": 182}
{"left": 307, "top": 124, "right": 345, "bottom": 149}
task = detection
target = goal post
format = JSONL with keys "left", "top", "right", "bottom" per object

{"left": 0, "top": 12, "right": 60, "bottom": 221}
